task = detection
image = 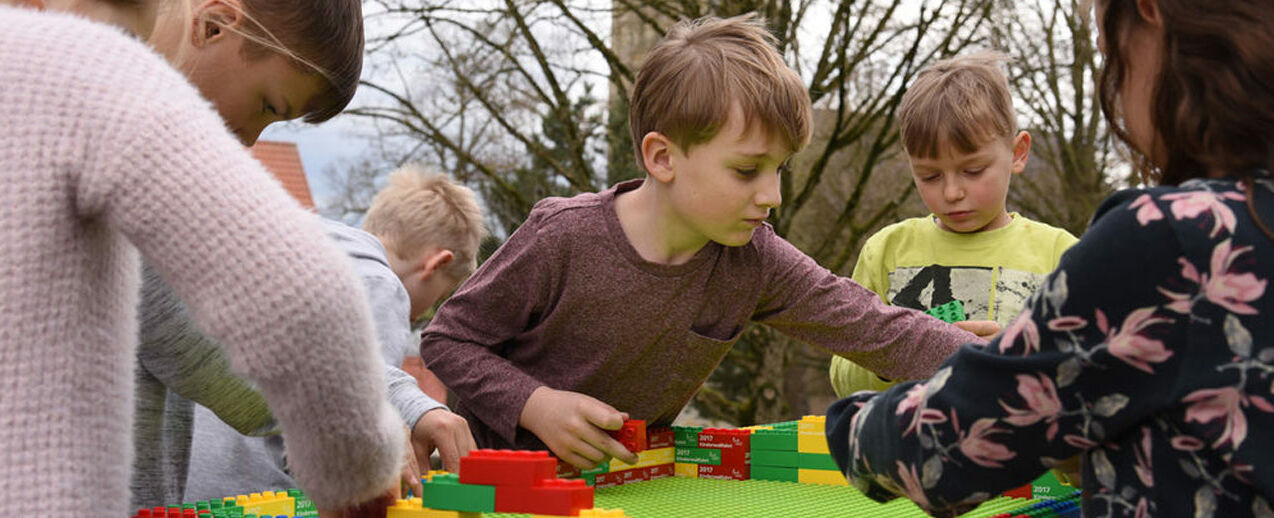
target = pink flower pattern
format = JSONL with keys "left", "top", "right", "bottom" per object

{"left": 1102, "top": 307, "right": 1174, "bottom": 374}
{"left": 836, "top": 178, "right": 1274, "bottom": 517}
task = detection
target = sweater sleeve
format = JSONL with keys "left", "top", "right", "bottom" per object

{"left": 825, "top": 191, "right": 1189, "bottom": 516}
{"left": 360, "top": 274, "right": 447, "bottom": 428}
{"left": 419, "top": 208, "right": 556, "bottom": 445}
{"left": 136, "top": 266, "right": 274, "bottom": 436}
{"left": 753, "top": 228, "right": 980, "bottom": 383}
{"left": 73, "top": 52, "right": 403, "bottom": 508}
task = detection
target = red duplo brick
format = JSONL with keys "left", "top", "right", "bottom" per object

{"left": 647, "top": 427, "right": 675, "bottom": 449}
{"left": 494, "top": 478, "right": 594, "bottom": 515}
{"left": 593, "top": 471, "right": 623, "bottom": 488}
{"left": 1003, "top": 483, "right": 1032, "bottom": 499}
{"left": 698, "top": 428, "right": 751, "bottom": 465}
{"left": 556, "top": 460, "right": 582, "bottom": 479}
{"left": 698, "top": 463, "right": 750, "bottom": 480}
{"left": 648, "top": 463, "right": 674, "bottom": 479}
{"left": 459, "top": 449, "right": 557, "bottom": 486}
{"left": 619, "top": 466, "right": 651, "bottom": 483}
{"left": 609, "top": 419, "right": 647, "bottom": 453}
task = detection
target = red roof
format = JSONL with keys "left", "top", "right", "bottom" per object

{"left": 249, "top": 140, "right": 315, "bottom": 209}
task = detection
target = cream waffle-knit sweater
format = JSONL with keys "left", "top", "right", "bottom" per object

{"left": 0, "top": 7, "right": 402, "bottom": 514}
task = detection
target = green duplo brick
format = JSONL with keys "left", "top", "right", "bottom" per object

{"left": 582, "top": 462, "right": 610, "bottom": 476}
{"left": 752, "top": 449, "right": 799, "bottom": 468}
{"left": 675, "top": 447, "right": 722, "bottom": 465}
{"left": 798, "top": 452, "right": 840, "bottom": 470}
{"left": 925, "top": 300, "right": 966, "bottom": 323}
{"left": 421, "top": 473, "right": 496, "bottom": 513}
{"left": 673, "top": 426, "right": 703, "bottom": 448}
{"left": 751, "top": 465, "right": 800, "bottom": 483}
{"left": 750, "top": 429, "right": 798, "bottom": 451}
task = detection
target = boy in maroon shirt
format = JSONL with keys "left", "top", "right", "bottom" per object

{"left": 420, "top": 14, "right": 996, "bottom": 469}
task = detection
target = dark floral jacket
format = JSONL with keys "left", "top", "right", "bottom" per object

{"left": 827, "top": 172, "right": 1274, "bottom": 517}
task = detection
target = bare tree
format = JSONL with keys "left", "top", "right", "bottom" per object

{"left": 994, "top": 0, "right": 1117, "bottom": 236}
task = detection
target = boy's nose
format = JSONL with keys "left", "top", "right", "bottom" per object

{"left": 943, "top": 179, "right": 964, "bottom": 202}
{"left": 756, "top": 170, "right": 782, "bottom": 208}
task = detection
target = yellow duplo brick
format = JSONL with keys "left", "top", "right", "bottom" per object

{"left": 798, "top": 468, "right": 849, "bottom": 486}
{"left": 797, "top": 415, "right": 829, "bottom": 454}
{"left": 239, "top": 490, "right": 295, "bottom": 516}
{"left": 387, "top": 498, "right": 480, "bottom": 518}
{"left": 575, "top": 509, "right": 630, "bottom": 517}
{"left": 424, "top": 469, "right": 449, "bottom": 482}
{"left": 609, "top": 447, "right": 674, "bottom": 472}
{"left": 674, "top": 462, "right": 699, "bottom": 478}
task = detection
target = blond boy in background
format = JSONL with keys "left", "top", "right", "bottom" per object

{"left": 169, "top": 167, "right": 486, "bottom": 502}
{"left": 829, "top": 52, "right": 1078, "bottom": 397}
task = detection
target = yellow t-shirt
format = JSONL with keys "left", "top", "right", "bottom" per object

{"left": 829, "top": 213, "right": 1078, "bottom": 397}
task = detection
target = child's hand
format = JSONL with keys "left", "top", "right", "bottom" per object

{"left": 399, "top": 423, "right": 423, "bottom": 497}
{"left": 412, "top": 408, "right": 477, "bottom": 473}
{"left": 954, "top": 320, "right": 1001, "bottom": 340}
{"left": 519, "top": 386, "right": 639, "bottom": 470}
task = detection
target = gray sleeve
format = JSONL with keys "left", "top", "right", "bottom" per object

{"left": 362, "top": 274, "right": 448, "bottom": 428}
{"left": 137, "top": 265, "right": 276, "bottom": 436}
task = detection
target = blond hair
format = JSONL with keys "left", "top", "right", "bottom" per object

{"left": 898, "top": 51, "right": 1018, "bottom": 158}
{"left": 629, "top": 14, "right": 811, "bottom": 171}
{"left": 362, "top": 166, "right": 486, "bottom": 280}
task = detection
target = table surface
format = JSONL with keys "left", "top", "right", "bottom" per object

{"left": 484, "top": 477, "right": 1049, "bottom": 518}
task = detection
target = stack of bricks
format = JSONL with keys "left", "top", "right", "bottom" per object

{"left": 795, "top": 416, "right": 847, "bottom": 486}
{"left": 133, "top": 489, "right": 308, "bottom": 518}
{"left": 747, "top": 420, "right": 800, "bottom": 483}
{"left": 388, "top": 449, "right": 597, "bottom": 517}
{"left": 672, "top": 426, "right": 751, "bottom": 481}
{"left": 557, "top": 419, "right": 676, "bottom": 489}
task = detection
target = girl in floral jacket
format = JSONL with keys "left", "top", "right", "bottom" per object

{"left": 826, "top": 1, "right": 1274, "bottom": 516}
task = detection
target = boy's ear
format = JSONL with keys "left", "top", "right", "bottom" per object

{"left": 1010, "top": 131, "right": 1032, "bottom": 175}
{"left": 190, "top": 0, "right": 245, "bottom": 47}
{"left": 1134, "top": 0, "right": 1163, "bottom": 27}
{"left": 419, "top": 249, "right": 455, "bottom": 280}
{"left": 641, "top": 132, "right": 677, "bottom": 183}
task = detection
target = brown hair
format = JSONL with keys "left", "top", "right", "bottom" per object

{"left": 362, "top": 166, "right": 487, "bottom": 280}
{"left": 1098, "top": 0, "right": 1274, "bottom": 239}
{"left": 898, "top": 51, "right": 1018, "bottom": 159}
{"left": 628, "top": 14, "right": 811, "bottom": 172}
{"left": 211, "top": 0, "right": 364, "bottom": 123}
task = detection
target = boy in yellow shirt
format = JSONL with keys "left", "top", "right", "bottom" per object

{"left": 830, "top": 52, "right": 1078, "bottom": 396}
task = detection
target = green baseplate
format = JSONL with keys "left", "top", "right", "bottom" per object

{"left": 483, "top": 476, "right": 1049, "bottom": 518}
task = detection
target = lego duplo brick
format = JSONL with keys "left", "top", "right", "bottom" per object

{"left": 673, "top": 462, "right": 698, "bottom": 478}
{"left": 494, "top": 478, "right": 594, "bottom": 515}
{"left": 594, "top": 466, "right": 651, "bottom": 489}
{"left": 672, "top": 426, "right": 702, "bottom": 448}
{"left": 608, "top": 447, "right": 674, "bottom": 472}
{"left": 750, "top": 465, "right": 799, "bottom": 483}
{"left": 387, "top": 498, "right": 481, "bottom": 518}
{"left": 751, "top": 449, "right": 798, "bottom": 468}
{"left": 647, "top": 427, "right": 674, "bottom": 449}
{"left": 673, "top": 446, "right": 721, "bottom": 465}
{"left": 797, "top": 416, "right": 829, "bottom": 454}
{"left": 697, "top": 463, "right": 749, "bottom": 481}
{"left": 648, "top": 463, "right": 674, "bottom": 480}
{"left": 420, "top": 473, "right": 496, "bottom": 513}
{"left": 230, "top": 491, "right": 295, "bottom": 517}
{"left": 797, "top": 452, "right": 840, "bottom": 471}
{"left": 574, "top": 509, "right": 629, "bottom": 518}
{"left": 609, "top": 419, "right": 647, "bottom": 454}
{"left": 797, "top": 468, "right": 848, "bottom": 486}
{"left": 697, "top": 428, "right": 750, "bottom": 465}
{"left": 749, "top": 428, "right": 798, "bottom": 452}
{"left": 925, "top": 300, "right": 967, "bottom": 323}
{"left": 459, "top": 449, "right": 557, "bottom": 486}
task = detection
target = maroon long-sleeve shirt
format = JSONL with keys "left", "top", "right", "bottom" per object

{"left": 420, "top": 180, "right": 979, "bottom": 449}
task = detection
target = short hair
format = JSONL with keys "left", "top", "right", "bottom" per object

{"left": 362, "top": 166, "right": 486, "bottom": 280}
{"left": 224, "top": 0, "right": 364, "bottom": 123}
{"left": 898, "top": 51, "right": 1018, "bottom": 159}
{"left": 628, "top": 14, "right": 811, "bottom": 172}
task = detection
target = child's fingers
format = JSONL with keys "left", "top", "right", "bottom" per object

{"left": 953, "top": 319, "right": 1001, "bottom": 339}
